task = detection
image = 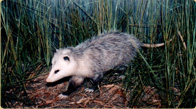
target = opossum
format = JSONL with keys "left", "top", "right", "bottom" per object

{"left": 46, "top": 32, "right": 168, "bottom": 98}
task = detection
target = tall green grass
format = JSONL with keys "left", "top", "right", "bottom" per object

{"left": 1, "top": 0, "right": 196, "bottom": 108}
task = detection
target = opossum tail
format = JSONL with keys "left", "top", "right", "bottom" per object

{"left": 142, "top": 37, "right": 173, "bottom": 48}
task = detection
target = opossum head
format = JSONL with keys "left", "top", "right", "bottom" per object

{"left": 46, "top": 48, "right": 78, "bottom": 83}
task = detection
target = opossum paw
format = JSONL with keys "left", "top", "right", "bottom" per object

{"left": 58, "top": 94, "right": 68, "bottom": 99}
{"left": 119, "top": 75, "right": 126, "bottom": 79}
{"left": 84, "top": 88, "right": 94, "bottom": 93}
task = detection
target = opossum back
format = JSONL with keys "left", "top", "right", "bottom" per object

{"left": 76, "top": 32, "right": 141, "bottom": 52}
{"left": 75, "top": 32, "right": 141, "bottom": 72}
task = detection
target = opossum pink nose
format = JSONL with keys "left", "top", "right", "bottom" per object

{"left": 45, "top": 73, "right": 49, "bottom": 82}
{"left": 46, "top": 73, "right": 52, "bottom": 82}
{"left": 46, "top": 77, "right": 49, "bottom": 82}
{"left": 46, "top": 76, "right": 52, "bottom": 83}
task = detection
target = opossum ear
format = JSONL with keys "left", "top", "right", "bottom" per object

{"left": 63, "top": 56, "right": 70, "bottom": 61}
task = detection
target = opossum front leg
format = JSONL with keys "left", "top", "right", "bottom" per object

{"left": 85, "top": 73, "right": 103, "bottom": 93}
{"left": 59, "top": 76, "right": 84, "bottom": 99}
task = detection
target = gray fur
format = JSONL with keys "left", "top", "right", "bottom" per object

{"left": 65, "top": 32, "right": 141, "bottom": 77}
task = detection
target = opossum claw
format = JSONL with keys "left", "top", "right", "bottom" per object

{"left": 84, "top": 88, "right": 94, "bottom": 93}
{"left": 58, "top": 94, "right": 69, "bottom": 99}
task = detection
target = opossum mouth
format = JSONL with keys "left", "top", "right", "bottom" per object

{"left": 46, "top": 76, "right": 71, "bottom": 85}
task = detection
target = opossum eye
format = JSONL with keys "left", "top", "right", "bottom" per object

{"left": 63, "top": 56, "right": 70, "bottom": 61}
{"left": 54, "top": 70, "right": 59, "bottom": 74}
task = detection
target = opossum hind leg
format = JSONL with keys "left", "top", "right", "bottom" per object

{"left": 59, "top": 76, "right": 84, "bottom": 99}
{"left": 85, "top": 73, "right": 103, "bottom": 93}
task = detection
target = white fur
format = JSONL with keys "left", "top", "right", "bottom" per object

{"left": 46, "top": 49, "right": 79, "bottom": 83}
{"left": 76, "top": 55, "right": 94, "bottom": 78}
{"left": 46, "top": 48, "right": 95, "bottom": 83}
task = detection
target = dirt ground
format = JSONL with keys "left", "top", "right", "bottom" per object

{"left": 3, "top": 68, "right": 180, "bottom": 108}
{"left": 25, "top": 70, "right": 130, "bottom": 108}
